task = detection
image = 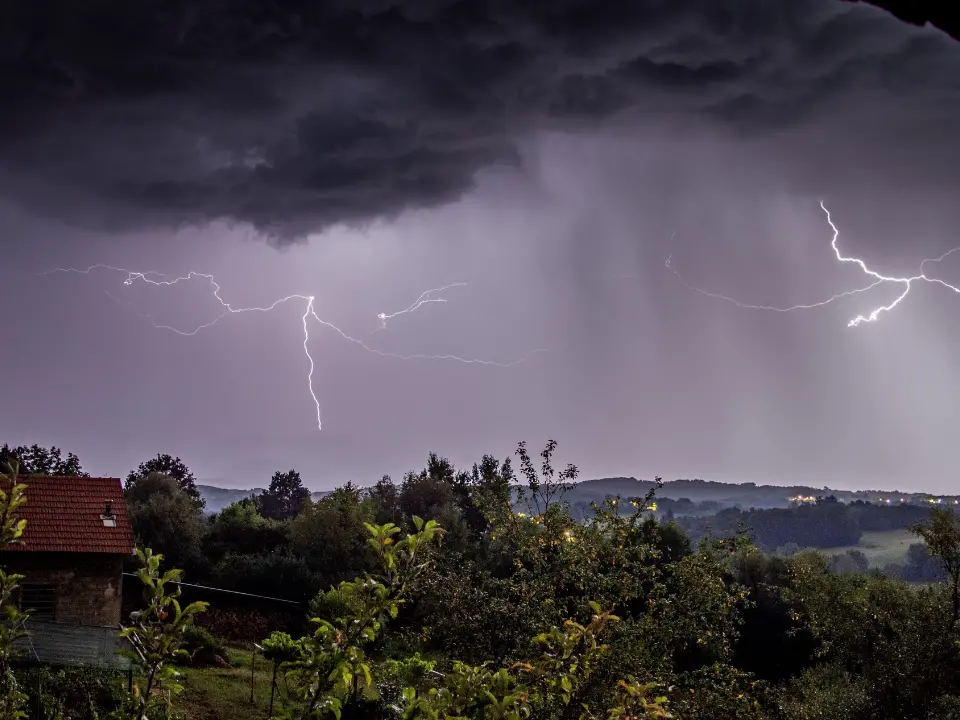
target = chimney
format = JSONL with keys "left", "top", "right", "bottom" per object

{"left": 101, "top": 500, "right": 117, "bottom": 527}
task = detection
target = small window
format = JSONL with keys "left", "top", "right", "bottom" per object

{"left": 20, "top": 584, "right": 57, "bottom": 621}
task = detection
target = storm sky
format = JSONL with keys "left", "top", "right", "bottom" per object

{"left": 3, "top": 0, "right": 960, "bottom": 492}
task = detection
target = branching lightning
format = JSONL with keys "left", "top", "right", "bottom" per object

{"left": 373, "top": 282, "right": 466, "bottom": 333}
{"left": 44, "top": 265, "right": 544, "bottom": 430}
{"left": 667, "top": 201, "right": 960, "bottom": 328}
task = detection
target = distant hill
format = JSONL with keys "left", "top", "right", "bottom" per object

{"left": 197, "top": 485, "right": 331, "bottom": 514}
{"left": 196, "top": 476, "right": 958, "bottom": 516}
{"left": 560, "top": 477, "right": 959, "bottom": 510}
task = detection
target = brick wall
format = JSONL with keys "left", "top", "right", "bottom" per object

{"left": 0, "top": 552, "right": 124, "bottom": 626}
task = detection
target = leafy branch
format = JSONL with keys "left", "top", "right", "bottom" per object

{"left": 117, "top": 548, "right": 209, "bottom": 720}
{"left": 266, "top": 516, "right": 444, "bottom": 720}
{"left": 0, "top": 459, "right": 29, "bottom": 719}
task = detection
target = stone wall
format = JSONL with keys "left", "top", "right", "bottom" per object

{"left": 0, "top": 552, "right": 124, "bottom": 626}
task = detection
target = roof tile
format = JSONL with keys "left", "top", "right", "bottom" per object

{"left": 0, "top": 477, "right": 134, "bottom": 554}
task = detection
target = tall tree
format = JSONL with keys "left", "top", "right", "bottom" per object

{"left": 0, "top": 443, "right": 87, "bottom": 476}
{"left": 366, "top": 475, "right": 402, "bottom": 525}
{"left": 257, "top": 469, "right": 310, "bottom": 520}
{"left": 913, "top": 507, "right": 960, "bottom": 625}
{"left": 126, "top": 453, "right": 202, "bottom": 506}
{"left": 125, "top": 473, "right": 208, "bottom": 577}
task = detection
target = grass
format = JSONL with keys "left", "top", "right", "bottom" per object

{"left": 822, "top": 528, "right": 919, "bottom": 568}
{"left": 176, "top": 644, "right": 294, "bottom": 720}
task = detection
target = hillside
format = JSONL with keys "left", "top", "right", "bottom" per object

{"left": 197, "top": 484, "right": 330, "bottom": 514}
{"left": 563, "top": 477, "right": 959, "bottom": 509}
{"left": 197, "top": 476, "right": 959, "bottom": 516}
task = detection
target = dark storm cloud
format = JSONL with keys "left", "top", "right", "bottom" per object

{"left": 1, "top": 0, "right": 958, "bottom": 240}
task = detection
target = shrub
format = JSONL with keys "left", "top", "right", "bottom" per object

{"left": 179, "top": 625, "right": 229, "bottom": 666}
{"left": 23, "top": 666, "right": 129, "bottom": 720}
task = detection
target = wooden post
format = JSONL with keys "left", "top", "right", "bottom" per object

{"left": 35, "top": 668, "right": 43, "bottom": 720}
{"left": 269, "top": 659, "right": 278, "bottom": 718}
{"left": 251, "top": 643, "right": 262, "bottom": 705}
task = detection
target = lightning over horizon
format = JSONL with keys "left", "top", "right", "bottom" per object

{"left": 668, "top": 201, "right": 960, "bottom": 327}
{"left": 43, "top": 265, "right": 545, "bottom": 431}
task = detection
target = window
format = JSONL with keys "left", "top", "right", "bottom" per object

{"left": 19, "top": 583, "right": 57, "bottom": 621}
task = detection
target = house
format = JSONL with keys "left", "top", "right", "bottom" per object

{"left": 0, "top": 476, "right": 134, "bottom": 627}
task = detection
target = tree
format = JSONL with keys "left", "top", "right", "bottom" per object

{"left": 516, "top": 439, "right": 578, "bottom": 517}
{"left": 288, "top": 486, "right": 376, "bottom": 586}
{"left": 204, "top": 499, "right": 288, "bottom": 562}
{"left": 367, "top": 475, "right": 403, "bottom": 525}
{"left": 266, "top": 516, "right": 444, "bottom": 719}
{"left": 125, "top": 473, "right": 208, "bottom": 577}
{"left": 913, "top": 507, "right": 960, "bottom": 625}
{"left": 0, "top": 443, "right": 86, "bottom": 476}
{"left": 265, "top": 517, "right": 673, "bottom": 720}
{"left": 127, "top": 454, "right": 202, "bottom": 506}
{"left": 256, "top": 469, "right": 311, "bottom": 521}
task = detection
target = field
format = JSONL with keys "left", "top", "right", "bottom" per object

{"left": 176, "top": 644, "right": 292, "bottom": 720}
{"left": 821, "top": 528, "right": 918, "bottom": 568}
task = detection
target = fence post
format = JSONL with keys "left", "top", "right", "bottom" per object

{"left": 251, "top": 642, "right": 262, "bottom": 705}
{"left": 269, "top": 659, "right": 278, "bottom": 719}
{"left": 35, "top": 668, "right": 43, "bottom": 720}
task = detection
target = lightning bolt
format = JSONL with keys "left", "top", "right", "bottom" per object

{"left": 43, "top": 265, "right": 544, "bottom": 430}
{"left": 373, "top": 282, "right": 466, "bottom": 333}
{"left": 667, "top": 201, "right": 960, "bottom": 328}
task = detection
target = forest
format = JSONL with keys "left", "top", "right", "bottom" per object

{"left": 2, "top": 440, "right": 960, "bottom": 719}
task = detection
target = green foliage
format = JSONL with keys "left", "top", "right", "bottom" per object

{"left": 785, "top": 548, "right": 960, "bottom": 717}
{"left": 126, "top": 453, "right": 203, "bottom": 506}
{"left": 0, "top": 460, "right": 29, "bottom": 719}
{"left": 210, "top": 550, "right": 319, "bottom": 603}
{"left": 118, "top": 547, "right": 209, "bottom": 720}
{"left": 205, "top": 499, "right": 288, "bottom": 562}
{"left": 397, "top": 604, "right": 672, "bottom": 720}
{"left": 0, "top": 443, "right": 86, "bottom": 477}
{"left": 514, "top": 439, "right": 577, "bottom": 517}
{"left": 288, "top": 487, "right": 377, "bottom": 585}
{"left": 258, "top": 470, "right": 311, "bottom": 521}
{"left": 24, "top": 666, "right": 131, "bottom": 720}
{"left": 913, "top": 507, "right": 960, "bottom": 624}
{"left": 601, "top": 677, "right": 671, "bottom": 720}
{"left": 125, "top": 473, "right": 209, "bottom": 577}
{"left": 267, "top": 517, "right": 443, "bottom": 719}
{"left": 179, "top": 625, "right": 229, "bottom": 665}
{"left": 6, "top": 436, "right": 952, "bottom": 720}
{"left": 774, "top": 663, "right": 871, "bottom": 720}
{"left": 263, "top": 632, "right": 303, "bottom": 664}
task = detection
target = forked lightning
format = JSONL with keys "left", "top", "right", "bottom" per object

{"left": 667, "top": 201, "right": 960, "bottom": 327}
{"left": 44, "top": 266, "right": 544, "bottom": 430}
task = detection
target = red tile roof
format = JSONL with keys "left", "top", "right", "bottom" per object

{"left": 0, "top": 477, "right": 134, "bottom": 554}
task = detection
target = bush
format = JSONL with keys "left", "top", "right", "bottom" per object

{"left": 179, "top": 625, "right": 229, "bottom": 666}
{"left": 23, "top": 666, "right": 130, "bottom": 720}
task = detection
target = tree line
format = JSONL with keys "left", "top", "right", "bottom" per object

{"left": 676, "top": 496, "right": 934, "bottom": 552}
